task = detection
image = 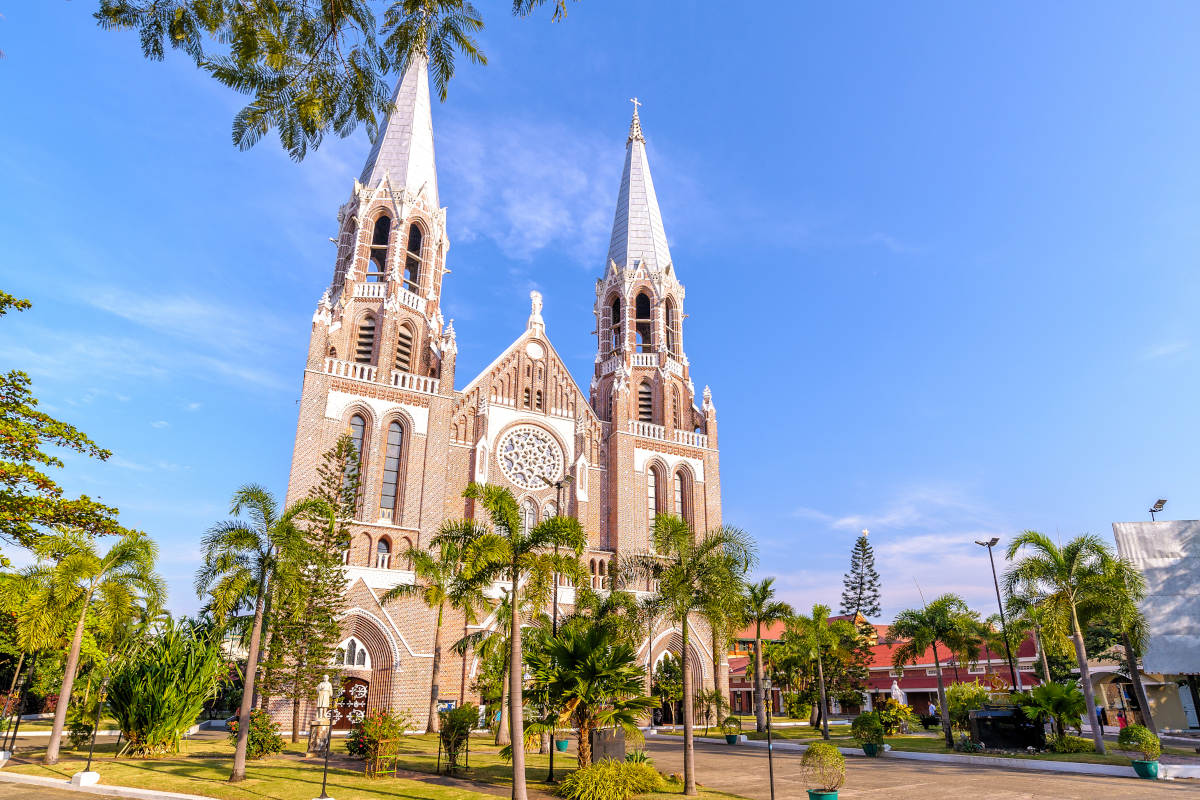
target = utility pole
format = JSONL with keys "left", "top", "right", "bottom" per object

{"left": 976, "top": 538, "right": 1021, "bottom": 691}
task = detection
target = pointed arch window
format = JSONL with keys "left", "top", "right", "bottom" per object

{"left": 346, "top": 414, "right": 366, "bottom": 509}
{"left": 674, "top": 470, "right": 692, "bottom": 527}
{"left": 647, "top": 465, "right": 660, "bottom": 539}
{"left": 535, "top": 390, "right": 543, "bottom": 411}
{"left": 637, "top": 381, "right": 653, "bottom": 423}
{"left": 368, "top": 216, "right": 390, "bottom": 282}
{"left": 355, "top": 314, "right": 376, "bottom": 364}
{"left": 380, "top": 421, "right": 405, "bottom": 518}
{"left": 376, "top": 537, "right": 391, "bottom": 569}
{"left": 404, "top": 224, "right": 423, "bottom": 292}
{"left": 521, "top": 498, "right": 538, "bottom": 536}
{"left": 610, "top": 298, "right": 622, "bottom": 352}
{"left": 665, "top": 298, "right": 680, "bottom": 355}
{"left": 672, "top": 386, "right": 681, "bottom": 429}
{"left": 635, "top": 293, "right": 653, "bottom": 353}
{"left": 394, "top": 324, "right": 414, "bottom": 373}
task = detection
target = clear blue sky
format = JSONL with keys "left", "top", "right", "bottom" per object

{"left": 4, "top": 2, "right": 1200, "bottom": 620}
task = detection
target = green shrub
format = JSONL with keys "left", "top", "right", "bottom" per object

{"left": 850, "top": 711, "right": 885, "bottom": 745}
{"left": 438, "top": 704, "right": 477, "bottom": 775}
{"left": 1117, "top": 724, "right": 1161, "bottom": 761}
{"left": 67, "top": 719, "right": 94, "bottom": 750}
{"left": 1048, "top": 734, "right": 1094, "bottom": 754}
{"left": 953, "top": 732, "right": 983, "bottom": 753}
{"left": 800, "top": 742, "right": 845, "bottom": 792}
{"left": 346, "top": 708, "right": 411, "bottom": 777}
{"left": 946, "top": 680, "right": 991, "bottom": 729}
{"left": 227, "top": 708, "right": 284, "bottom": 759}
{"left": 720, "top": 715, "right": 741, "bottom": 735}
{"left": 556, "top": 759, "right": 663, "bottom": 800}
{"left": 784, "top": 695, "right": 811, "bottom": 720}
{"left": 875, "top": 698, "right": 916, "bottom": 734}
{"left": 625, "top": 749, "right": 652, "bottom": 765}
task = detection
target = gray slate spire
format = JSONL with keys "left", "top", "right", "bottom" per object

{"left": 359, "top": 55, "right": 439, "bottom": 208}
{"left": 606, "top": 105, "right": 672, "bottom": 273}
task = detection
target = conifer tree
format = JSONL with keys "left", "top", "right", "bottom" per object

{"left": 839, "top": 530, "right": 881, "bottom": 619}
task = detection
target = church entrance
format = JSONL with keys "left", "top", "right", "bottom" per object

{"left": 331, "top": 677, "right": 369, "bottom": 730}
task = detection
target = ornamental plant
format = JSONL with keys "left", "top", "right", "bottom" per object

{"left": 947, "top": 680, "right": 991, "bottom": 730}
{"left": 226, "top": 709, "right": 284, "bottom": 759}
{"left": 1117, "top": 724, "right": 1161, "bottom": 761}
{"left": 850, "top": 711, "right": 885, "bottom": 746}
{"left": 556, "top": 759, "right": 663, "bottom": 800}
{"left": 874, "top": 698, "right": 916, "bottom": 735}
{"left": 800, "top": 741, "right": 846, "bottom": 792}
{"left": 438, "top": 703, "right": 478, "bottom": 775}
{"left": 720, "top": 715, "right": 742, "bottom": 736}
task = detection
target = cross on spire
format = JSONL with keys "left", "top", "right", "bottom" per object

{"left": 627, "top": 96, "right": 645, "bottom": 143}
{"left": 629, "top": 97, "right": 642, "bottom": 112}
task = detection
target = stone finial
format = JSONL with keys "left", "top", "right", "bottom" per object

{"left": 528, "top": 290, "right": 545, "bottom": 333}
{"left": 628, "top": 98, "right": 645, "bottom": 143}
{"left": 862, "top": 529, "right": 869, "bottom": 538}
{"left": 443, "top": 319, "right": 457, "bottom": 353}
{"left": 702, "top": 384, "right": 715, "bottom": 413}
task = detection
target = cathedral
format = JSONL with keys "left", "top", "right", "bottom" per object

{"left": 283, "top": 55, "right": 724, "bottom": 729}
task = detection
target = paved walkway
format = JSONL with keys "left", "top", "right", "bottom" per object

{"left": 0, "top": 784, "right": 119, "bottom": 799}
{"left": 642, "top": 736, "right": 1198, "bottom": 799}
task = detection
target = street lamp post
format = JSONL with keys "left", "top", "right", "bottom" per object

{"left": 540, "top": 472, "right": 573, "bottom": 784}
{"left": 316, "top": 724, "right": 334, "bottom": 800}
{"left": 763, "top": 677, "right": 775, "bottom": 800}
{"left": 83, "top": 678, "right": 110, "bottom": 774}
{"left": 975, "top": 537, "right": 1021, "bottom": 691}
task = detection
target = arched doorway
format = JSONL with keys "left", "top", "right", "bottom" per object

{"left": 331, "top": 677, "right": 369, "bottom": 730}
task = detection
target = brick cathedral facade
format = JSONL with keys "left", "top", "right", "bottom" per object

{"left": 283, "top": 57, "right": 724, "bottom": 729}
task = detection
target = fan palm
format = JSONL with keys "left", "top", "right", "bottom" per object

{"left": 744, "top": 578, "right": 791, "bottom": 732}
{"left": 41, "top": 528, "right": 165, "bottom": 765}
{"left": 886, "top": 593, "right": 977, "bottom": 748}
{"left": 1004, "top": 532, "right": 1117, "bottom": 753}
{"left": 1014, "top": 681, "right": 1086, "bottom": 739}
{"left": 194, "top": 484, "right": 332, "bottom": 782}
{"left": 626, "top": 514, "right": 754, "bottom": 796}
{"left": 785, "top": 604, "right": 855, "bottom": 740}
{"left": 380, "top": 519, "right": 490, "bottom": 733}
{"left": 461, "top": 482, "right": 586, "bottom": 800}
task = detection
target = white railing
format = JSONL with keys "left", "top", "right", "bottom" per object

{"left": 600, "top": 354, "right": 622, "bottom": 375}
{"left": 390, "top": 371, "right": 440, "bottom": 394}
{"left": 628, "top": 420, "right": 666, "bottom": 440}
{"left": 631, "top": 353, "right": 657, "bottom": 368}
{"left": 394, "top": 286, "right": 425, "bottom": 314}
{"left": 355, "top": 282, "right": 387, "bottom": 298}
{"left": 673, "top": 429, "right": 708, "bottom": 448}
{"left": 666, "top": 356, "right": 684, "bottom": 377}
{"left": 326, "top": 357, "right": 376, "bottom": 382}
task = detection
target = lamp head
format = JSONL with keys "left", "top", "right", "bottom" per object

{"left": 975, "top": 537, "right": 1000, "bottom": 548}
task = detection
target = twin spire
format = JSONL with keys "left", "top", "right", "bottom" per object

{"left": 361, "top": 64, "right": 669, "bottom": 277}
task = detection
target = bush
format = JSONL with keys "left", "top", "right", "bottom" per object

{"left": 850, "top": 711, "right": 885, "bottom": 745}
{"left": 1117, "top": 724, "right": 1161, "bottom": 761}
{"left": 720, "top": 715, "right": 741, "bottom": 735}
{"left": 556, "top": 759, "right": 664, "bottom": 800}
{"left": 347, "top": 708, "right": 411, "bottom": 777}
{"left": 800, "top": 742, "right": 845, "bottom": 792}
{"left": 784, "top": 695, "right": 811, "bottom": 720}
{"left": 947, "top": 680, "right": 991, "bottom": 730}
{"left": 439, "top": 704, "right": 477, "bottom": 775}
{"left": 67, "top": 719, "right": 94, "bottom": 750}
{"left": 953, "top": 733, "right": 983, "bottom": 753}
{"left": 227, "top": 708, "right": 284, "bottom": 759}
{"left": 1048, "top": 735, "right": 1094, "bottom": 754}
{"left": 875, "top": 698, "right": 916, "bottom": 734}
{"left": 625, "top": 749, "right": 652, "bottom": 765}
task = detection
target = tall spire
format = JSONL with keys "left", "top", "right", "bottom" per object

{"left": 359, "top": 55, "right": 439, "bottom": 208}
{"left": 606, "top": 100, "right": 672, "bottom": 274}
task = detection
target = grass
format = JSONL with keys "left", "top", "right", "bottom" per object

{"left": 10, "top": 715, "right": 120, "bottom": 732}
{"left": 5, "top": 731, "right": 747, "bottom": 800}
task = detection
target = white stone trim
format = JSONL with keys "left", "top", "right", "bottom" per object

{"left": 324, "top": 389, "right": 429, "bottom": 436}
{"left": 632, "top": 446, "right": 705, "bottom": 483}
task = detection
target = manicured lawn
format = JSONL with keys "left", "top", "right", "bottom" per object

{"left": 7, "top": 731, "right": 747, "bottom": 800}
{"left": 10, "top": 715, "right": 120, "bottom": 732}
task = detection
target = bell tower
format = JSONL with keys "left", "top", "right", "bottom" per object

{"left": 590, "top": 103, "right": 720, "bottom": 552}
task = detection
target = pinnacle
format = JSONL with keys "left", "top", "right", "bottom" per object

{"left": 628, "top": 108, "right": 645, "bottom": 143}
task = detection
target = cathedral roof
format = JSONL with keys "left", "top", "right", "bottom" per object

{"left": 605, "top": 105, "right": 673, "bottom": 274}
{"left": 359, "top": 55, "right": 440, "bottom": 208}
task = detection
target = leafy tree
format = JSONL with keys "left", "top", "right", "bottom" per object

{"left": 1090, "top": 558, "right": 1156, "bottom": 737}
{"left": 784, "top": 604, "right": 856, "bottom": 740}
{"left": 0, "top": 293, "right": 123, "bottom": 564}
{"left": 461, "top": 482, "right": 585, "bottom": 800}
{"left": 380, "top": 519, "right": 490, "bottom": 733}
{"left": 627, "top": 514, "right": 754, "bottom": 796}
{"left": 1014, "top": 681, "right": 1086, "bottom": 740}
{"left": 743, "top": 578, "right": 791, "bottom": 732}
{"left": 945, "top": 680, "right": 990, "bottom": 730}
{"left": 652, "top": 652, "right": 683, "bottom": 724}
{"left": 41, "top": 529, "right": 165, "bottom": 764}
{"left": 887, "top": 593, "right": 979, "bottom": 748}
{"left": 195, "top": 485, "right": 332, "bottom": 782}
{"left": 95, "top": 0, "right": 575, "bottom": 161}
{"left": 1004, "top": 532, "right": 1120, "bottom": 754}
{"left": 839, "top": 531, "right": 881, "bottom": 619}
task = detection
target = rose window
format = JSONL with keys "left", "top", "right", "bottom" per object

{"left": 497, "top": 426, "right": 563, "bottom": 490}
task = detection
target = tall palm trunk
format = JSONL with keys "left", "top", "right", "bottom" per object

{"left": 753, "top": 621, "right": 766, "bottom": 732}
{"left": 1070, "top": 604, "right": 1105, "bottom": 754}
{"left": 681, "top": 614, "right": 697, "bottom": 797}
{"left": 932, "top": 644, "right": 952, "bottom": 748}
{"left": 509, "top": 569, "right": 527, "bottom": 800}
{"left": 427, "top": 603, "right": 444, "bottom": 734}
{"left": 1122, "top": 632, "right": 1157, "bottom": 737}
{"left": 495, "top": 675, "right": 510, "bottom": 746}
{"left": 1034, "top": 624, "right": 1052, "bottom": 684}
{"left": 4, "top": 653, "right": 25, "bottom": 719}
{"left": 815, "top": 650, "right": 831, "bottom": 740}
{"left": 232, "top": 581, "right": 269, "bottom": 782}
{"left": 577, "top": 717, "right": 593, "bottom": 767}
{"left": 45, "top": 588, "right": 92, "bottom": 765}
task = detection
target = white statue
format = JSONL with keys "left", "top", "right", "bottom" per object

{"left": 316, "top": 674, "right": 334, "bottom": 720}
{"left": 527, "top": 291, "right": 545, "bottom": 332}
{"left": 889, "top": 679, "right": 907, "bottom": 706}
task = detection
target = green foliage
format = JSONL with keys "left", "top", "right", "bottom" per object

{"left": 874, "top": 698, "right": 916, "bottom": 734}
{"left": 1048, "top": 734, "right": 1094, "bottom": 754}
{"left": 350, "top": 707, "right": 412, "bottom": 777}
{"left": 227, "top": 708, "right": 284, "bottom": 759}
{"left": 438, "top": 703, "right": 477, "bottom": 774}
{"left": 784, "top": 695, "right": 812, "bottom": 720}
{"left": 693, "top": 688, "right": 728, "bottom": 735}
{"left": 783, "top": 603, "right": 861, "bottom": 739}
{"left": 800, "top": 741, "right": 845, "bottom": 792}
{"left": 556, "top": 759, "right": 663, "bottom": 800}
{"left": 0, "top": 293, "right": 123, "bottom": 563}
{"left": 651, "top": 653, "right": 682, "bottom": 704}
{"left": 720, "top": 715, "right": 741, "bottom": 735}
{"left": 840, "top": 531, "right": 881, "bottom": 618}
{"left": 953, "top": 732, "right": 983, "bottom": 752}
{"left": 67, "top": 717, "right": 95, "bottom": 749}
{"left": 625, "top": 749, "right": 652, "bottom": 765}
{"left": 850, "top": 711, "right": 884, "bottom": 745}
{"left": 1117, "top": 723, "right": 1161, "bottom": 761}
{"left": 1013, "top": 682, "right": 1085, "bottom": 738}
{"left": 946, "top": 680, "right": 991, "bottom": 729}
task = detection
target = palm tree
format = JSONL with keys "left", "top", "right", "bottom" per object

{"left": 453, "top": 590, "right": 519, "bottom": 745}
{"left": 784, "top": 604, "right": 855, "bottom": 741}
{"left": 41, "top": 528, "right": 165, "bottom": 764}
{"left": 1093, "top": 556, "right": 1156, "bottom": 736}
{"left": 195, "top": 484, "right": 331, "bottom": 782}
{"left": 887, "top": 593, "right": 977, "bottom": 748}
{"left": 463, "top": 482, "right": 585, "bottom": 800}
{"left": 1004, "top": 531, "right": 1117, "bottom": 754}
{"left": 701, "top": 580, "right": 746, "bottom": 724}
{"left": 525, "top": 626, "right": 656, "bottom": 767}
{"left": 627, "top": 514, "right": 754, "bottom": 797}
{"left": 1015, "top": 681, "right": 1086, "bottom": 739}
{"left": 380, "top": 519, "right": 490, "bottom": 733}
{"left": 744, "top": 578, "right": 791, "bottom": 732}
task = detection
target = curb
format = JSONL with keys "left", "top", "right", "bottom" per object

{"left": 0, "top": 770, "right": 215, "bottom": 800}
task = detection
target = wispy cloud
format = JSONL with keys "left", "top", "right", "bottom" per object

{"left": 1142, "top": 339, "right": 1189, "bottom": 360}
{"left": 151, "top": 420, "right": 170, "bottom": 429}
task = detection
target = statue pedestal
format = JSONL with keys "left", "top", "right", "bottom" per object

{"left": 307, "top": 720, "right": 332, "bottom": 758}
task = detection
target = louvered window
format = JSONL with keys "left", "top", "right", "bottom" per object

{"left": 368, "top": 217, "right": 390, "bottom": 282}
{"left": 665, "top": 298, "right": 680, "bottom": 355}
{"left": 404, "top": 224, "right": 423, "bottom": 292}
{"left": 638, "top": 382, "right": 653, "bottom": 422}
{"left": 355, "top": 315, "right": 376, "bottom": 363}
{"left": 395, "top": 326, "right": 414, "bottom": 372}
{"left": 346, "top": 415, "right": 365, "bottom": 510}
{"left": 376, "top": 538, "right": 391, "bottom": 569}
{"left": 635, "top": 293, "right": 653, "bottom": 353}
{"left": 610, "top": 298, "right": 622, "bottom": 352}
{"left": 672, "top": 386, "right": 681, "bottom": 428}
{"left": 380, "top": 421, "right": 404, "bottom": 516}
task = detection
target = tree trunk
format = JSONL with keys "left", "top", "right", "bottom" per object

{"left": 754, "top": 621, "right": 766, "bottom": 732}
{"left": 815, "top": 651, "right": 830, "bottom": 740}
{"left": 4, "top": 652, "right": 24, "bottom": 718}
{"left": 932, "top": 644, "right": 952, "bottom": 748}
{"left": 509, "top": 569, "right": 527, "bottom": 800}
{"left": 495, "top": 675, "right": 510, "bottom": 746}
{"left": 1034, "top": 624, "right": 1052, "bottom": 684}
{"left": 427, "top": 603, "right": 444, "bottom": 734}
{"left": 290, "top": 697, "right": 301, "bottom": 744}
{"left": 577, "top": 719, "right": 592, "bottom": 767}
{"left": 45, "top": 590, "right": 92, "bottom": 764}
{"left": 681, "top": 614, "right": 697, "bottom": 796}
{"left": 231, "top": 581, "right": 269, "bottom": 782}
{"left": 1122, "top": 632, "right": 1157, "bottom": 737}
{"left": 1071, "top": 605, "right": 1105, "bottom": 754}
